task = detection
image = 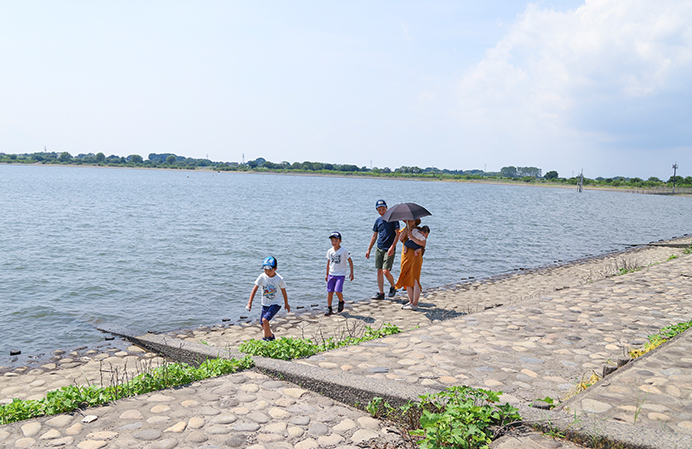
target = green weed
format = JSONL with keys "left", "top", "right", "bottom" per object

{"left": 629, "top": 319, "right": 692, "bottom": 358}
{"left": 239, "top": 324, "right": 400, "bottom": 360}
{"left": 366, "top": 385, "right": 521, "bottom": 449}
{"left": 530, "top": 396, "right": 555, "bottom": 409}
{"left": 0, "top": 356, "right": 253, "bottom": 425}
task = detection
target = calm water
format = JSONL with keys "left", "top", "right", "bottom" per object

{"left": 2, "top": 165, "right": 691, "bottom": 364}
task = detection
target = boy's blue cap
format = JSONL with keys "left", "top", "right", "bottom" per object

{"left": 375, "top": 199, "right": 387, "bottom": 208}
{"left": 262, "top": 256, "right": 277, "bottom": 269}
{"left": 329, "top": 232, "right": 342, "bottom": 240}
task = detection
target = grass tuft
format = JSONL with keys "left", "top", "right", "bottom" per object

{"left": 365, "top": 386, "right": 521, "bottom": 449}
{"left": 629, "top": 319, "right": 692, "bottom": 359}
{"left": 239, "top": 324, "right": 400, "bottom": 360}
{"left": 0, "top": 356, "right": 253, "bottom": 425}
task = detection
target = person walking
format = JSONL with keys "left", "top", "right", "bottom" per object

{"left": 396, "top": 220, "right": 426, "bottom": 310}
{"left": 246, "top": 256, "right": 290, "bottom": 341}
{"left": 365, "top": 199, "right": 399, "bottom": 299}
{"left": 325, "top": 232, "right": 354, "bottom": 316}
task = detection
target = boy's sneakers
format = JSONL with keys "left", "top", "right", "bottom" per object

{"left": 388, "top": 286, "right": 397, "bottom": 297}
{"left": 337, "top": 301, "right": 345, "bottom": 313}
{"left": 325, "top": 306, "right": 333, "bottom": 316}
{"left": 262, "top": 334, "right": 276, "bottom": 341}
{"left": 371, "top": 292, "right": 385, "bottom": 300}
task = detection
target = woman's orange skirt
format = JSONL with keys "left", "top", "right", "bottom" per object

{"left": 395, "top": 248, "right": 423, "bottom": 289}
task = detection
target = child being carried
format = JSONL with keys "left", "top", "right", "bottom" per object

{"left": 403, "top": 225, "right": 430, "bottom": 256}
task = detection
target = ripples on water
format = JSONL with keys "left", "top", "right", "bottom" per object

{"left": 1, "top": 165, "right": 691, "bottom": 363}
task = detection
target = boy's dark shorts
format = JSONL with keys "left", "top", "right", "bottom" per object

{"left": 375, "top": 247, "right": 395, "bottom": 270}
{"left": 261, "top": 304, "right": 281, "bottom": 322}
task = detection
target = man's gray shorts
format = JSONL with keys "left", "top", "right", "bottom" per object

{"left": 375, "top": 247, "right": 395, "bottom": 271}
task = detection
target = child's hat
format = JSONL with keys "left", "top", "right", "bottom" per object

{"left": 375, "top": 199, "right": 387, "bottom": 208}
{"left": 262, "top": 256, "right": 277, "bottom": 269}
{"left": 329, "top": 231, "right": 342, "bottom": 240}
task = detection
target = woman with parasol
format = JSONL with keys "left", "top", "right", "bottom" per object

{"left": 381, "top": 203, "right": 431, "bottom": 311}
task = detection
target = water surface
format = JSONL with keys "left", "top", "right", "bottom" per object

{"left": 1, "top": 165, "right": 691, "bottom": 364}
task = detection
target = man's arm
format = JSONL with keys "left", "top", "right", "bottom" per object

{"left": 387, "top": 229, "right": 399, "bottom": 257}
{"left": 365, "top": 232, "right": 377, "bottom": 259}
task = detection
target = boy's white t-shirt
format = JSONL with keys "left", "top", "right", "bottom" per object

{"left": 326, "top": 246, "right": 351, "bottom": 277}
{"left": 254, "top": 272, "right": 286, "bottom": 306}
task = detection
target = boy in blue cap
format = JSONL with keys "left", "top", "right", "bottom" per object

{"left": 246, "top": 256, "right": 290, "bottom": 341}
{"left": 325, "top": 232, "right": 354, "bottom": 316}
{"left": 365, "top": 199, "right": 399, "bottom": 299}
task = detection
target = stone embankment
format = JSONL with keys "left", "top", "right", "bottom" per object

{"left": 1, "top": 238, "right": 691, "bottom": 448}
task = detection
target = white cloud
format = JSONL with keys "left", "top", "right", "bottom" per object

{"left": 455, "top": 0, "right": 692, "bottom": 174}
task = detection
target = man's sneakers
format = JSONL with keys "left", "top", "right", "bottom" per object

{"left": 337, "top": 301, "right": 345, "bottom": 313}
{"left": 372, "top": 287, "right": 396, "bottom": 300}
{"left": 325, "top": 306, "right": 333, "bottom": 316}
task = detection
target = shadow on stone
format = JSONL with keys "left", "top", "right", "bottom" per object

{"left": 423, "top": 307, "right": 466, "bottom": 322}
{"left": 338, "top": 313, "right": 376, "bottom": 324}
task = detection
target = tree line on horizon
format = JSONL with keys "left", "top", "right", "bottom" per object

{"left": 1, "top": 150, "right": 689, "bottom": 189}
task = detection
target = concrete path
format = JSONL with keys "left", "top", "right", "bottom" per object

{"left": 1, "top": 369, "right": 407, "bottom": 449}
{"left": 2, "top": 240, "right": 692, "bottom": 448}
{"left": 296, "top": 252, "right": 692, "bottom": 406}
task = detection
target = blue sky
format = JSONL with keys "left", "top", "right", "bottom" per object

{"left": 1, "top": 1, "right": 690, "bottom": 179}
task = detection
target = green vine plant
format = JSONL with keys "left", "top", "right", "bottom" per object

{"left": 366, "top": 386, "right": 521, "bottom": 449}
{"left": 239, "top": 324, "right": 401, "bottom": 360}
{"left": 629, "top": 318, "right": 692, "bottom": 359}
{"left": 0, "top": 356, "right": 254, "bottom": 425}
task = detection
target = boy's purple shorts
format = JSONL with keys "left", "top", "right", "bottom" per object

{"left": 327, "top": 275, "right": 345, "bottom": 293}
{"left": 261, "top": 304, "right": 281, "bottom": 322}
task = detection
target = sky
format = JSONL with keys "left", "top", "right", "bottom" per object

{"left": 1, "top": 1, "right": 691, "bottom": 179}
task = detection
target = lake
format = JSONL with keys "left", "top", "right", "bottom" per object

{"left": 1, "top": 164, "right": 691, "bottom": 365}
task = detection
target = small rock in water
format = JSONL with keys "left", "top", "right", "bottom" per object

{"left": 9, "top": 350, "right": 21, "bottom": 356}
{"left": 105, "top": 336, "right": 115, "bottom": 341}
{"left": 222, "top": 318, "right": 230, "bottom": 322}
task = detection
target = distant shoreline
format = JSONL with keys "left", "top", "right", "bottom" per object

{"left": 4, "top": 162, "right": 690, "bottom": 197}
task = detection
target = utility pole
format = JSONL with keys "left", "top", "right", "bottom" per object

{"left": 672, "top": 162, "right": 679, "bottom": 194}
